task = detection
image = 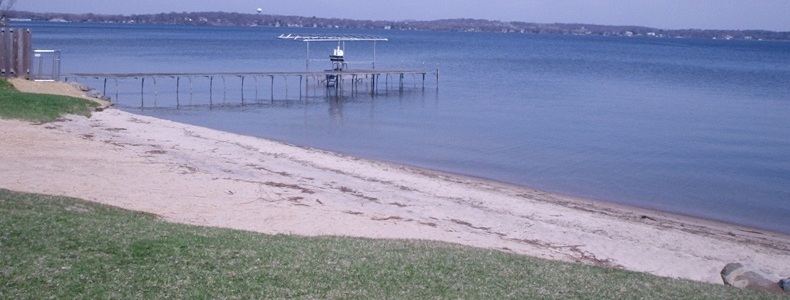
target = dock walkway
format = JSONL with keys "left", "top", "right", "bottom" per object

{"left": 65, "top": 68, "right": 439, "bottom": 108}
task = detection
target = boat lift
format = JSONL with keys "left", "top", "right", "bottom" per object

{"left": 277, "top": 33, "right": 388, "bottom": 72}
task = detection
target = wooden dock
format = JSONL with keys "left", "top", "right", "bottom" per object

{"left": 65, "top": 68, "right": 439, "bottom": 109}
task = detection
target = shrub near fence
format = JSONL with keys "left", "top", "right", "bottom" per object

{"left": 0, "top": 27, "right": 31, "bottom": 78}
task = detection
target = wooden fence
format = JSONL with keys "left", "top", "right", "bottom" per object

{"left": 0, "top": 28, "right": 31, "bottom": 78}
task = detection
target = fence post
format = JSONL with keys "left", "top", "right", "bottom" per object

{"left": 1, "top": 28, "right": 10, "bottom": 76}
{"left": 0, "top": 28, "right": 32, "bottom": 78}
{"left": 20, "top": 29, "right": 31, "bottom": 78}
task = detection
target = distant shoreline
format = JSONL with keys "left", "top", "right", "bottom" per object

{"left": 8, "top": 11, "right": 790, "bottom": 41}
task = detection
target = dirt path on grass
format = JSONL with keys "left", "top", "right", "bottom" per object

{"left": 2, "top": 80, "right": 789, "bottom": 284}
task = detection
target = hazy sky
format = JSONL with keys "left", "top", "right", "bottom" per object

{"left": 15, "top": 0, "right": 790, "bottom": 31}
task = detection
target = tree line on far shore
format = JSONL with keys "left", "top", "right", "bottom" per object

{"left": 5, "top": 9, "right": 790, "bottom": 41}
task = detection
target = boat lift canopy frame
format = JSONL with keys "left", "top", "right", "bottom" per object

{"left": 278, "top": 34, "right": 388, "bottom": 71}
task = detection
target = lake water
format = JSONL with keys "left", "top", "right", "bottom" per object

{"left": 21, "top": 22, "right": 790, "bottom": 234}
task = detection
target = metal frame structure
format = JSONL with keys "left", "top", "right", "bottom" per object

{"left": 277, "top": 34, "right": 388, "bottom": 71}
{"left": 31, "top": 49, "right": 61, "bottom": 81}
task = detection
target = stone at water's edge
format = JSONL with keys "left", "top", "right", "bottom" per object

{"left": 780, "top": 278, "right": 790, "bottom": 292}
{"left": 721, "top": 263, "right": 785, "bottom": 294}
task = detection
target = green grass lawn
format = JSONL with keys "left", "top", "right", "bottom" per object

{"left": 0, "top": 79, "right": 98, "bottom": 122}
{"left": 0, "top": 189, "right": 780, "bottom": 299}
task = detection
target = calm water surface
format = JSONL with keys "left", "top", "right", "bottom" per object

{"left": 23, "top": 22, "right": 790, "bottom": 233}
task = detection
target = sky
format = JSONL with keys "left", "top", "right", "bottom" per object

{"left": 14, "top": 0, "right": 790, "bottom": 31}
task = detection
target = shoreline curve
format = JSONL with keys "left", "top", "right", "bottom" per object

{"left": 1, "top": 79, "right": 789, "bottom": 284}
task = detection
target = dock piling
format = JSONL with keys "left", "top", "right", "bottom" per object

{"left": 189, "top": 76, "right": 193, "bottom": 106}
{"left": 209, "top": 76, "right": 214, "bottom": 109}
{"left": 270, "top": 75, "right": 274, "bottom": 103}
{"left": 253, "top": 76, "right": 259, "bottom": 102}
{"left": 221, "top": 76, "right": 227, "bottom": 104}
{"left": 240, "top": 76, "right": 245, "bottom": 106}
{"left": 140, "top": 77, "right": 145, "bottom": 109}
{"left": 176, "top": 76, "right": 180, "bottom": 108}
{"left": 153, "top": 77, "right": 158, "bottom": 108}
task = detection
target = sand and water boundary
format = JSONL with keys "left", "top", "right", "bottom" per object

{"left": 2, "top": 79, "right": 789, "bottom": 284}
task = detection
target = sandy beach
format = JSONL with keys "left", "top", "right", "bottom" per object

{"left": 2, "top": 79, "right": 789, "bottom": 284}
